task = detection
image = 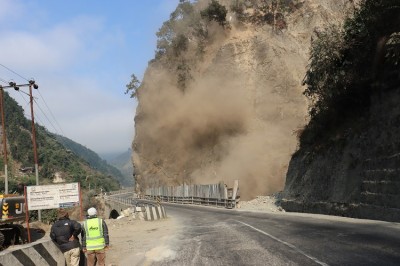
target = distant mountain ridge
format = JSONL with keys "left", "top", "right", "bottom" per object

{"left": 108, "top": 148, "right": 134, "bottom": 187}
{"left": 54, "top": 135, "right": 133, "bottom": 186}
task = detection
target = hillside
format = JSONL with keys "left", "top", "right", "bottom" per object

{"left": 108, "top": 148, "right": 134, "bottom": 187}
{"left": 54, "top": 135, "right": 133, "bottom": 186}
{"left": 0, "top": 91, "right": 120, "bottom": 193}
{"left": 132, "top": 0, "right": 356, "bottom": 199}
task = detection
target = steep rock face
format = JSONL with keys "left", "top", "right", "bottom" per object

{"left": 282, "top": 88, "right": 400, "bottom": 222}
{"left": 133, "top": 0, "right": 353, "bottom": 199}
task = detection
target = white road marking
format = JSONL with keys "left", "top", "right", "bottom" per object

{"left": 235, "top": 220, "right": 329, "bottom": 266}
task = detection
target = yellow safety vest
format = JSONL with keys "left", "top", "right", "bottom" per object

{"left": 84, "top": 218, "right": 105, "bottom": 250}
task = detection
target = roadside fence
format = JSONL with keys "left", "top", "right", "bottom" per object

{"left": 144, "top": 180, "right": 240, "bottom": 209}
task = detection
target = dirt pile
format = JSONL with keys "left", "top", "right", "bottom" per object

{"left": 239, "top": 195, "right": 284, "bottom": 213}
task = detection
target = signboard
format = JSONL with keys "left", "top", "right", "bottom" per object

{"left": 26, "top": 183, "right": 80, "bottom": 210}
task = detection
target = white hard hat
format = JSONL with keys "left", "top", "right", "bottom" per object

{"left": 87, "top": 207, "right": 97, "bottom": 216}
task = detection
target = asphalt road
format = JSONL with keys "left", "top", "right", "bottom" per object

{"left": 152, "top": 204, "right": 400, "bottom": 266}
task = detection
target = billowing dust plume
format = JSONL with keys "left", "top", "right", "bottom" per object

{"left": 133, "top": 0, "right": 358, "bottom": 200}
{"left": 134, "top": 48, "right": 304, "bottom": 200}
{"left": 133, "top": 0, "right": 353, "bottom": 200}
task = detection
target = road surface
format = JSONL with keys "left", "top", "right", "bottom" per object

{"left": 149, "top": 204, "right": 400, "bottom": 266}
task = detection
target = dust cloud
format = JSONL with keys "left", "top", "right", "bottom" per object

{"left": 134, "top": 3, "right": 309, "bottom": 199}
{"left": 135, "top": 54, "right": 304, "bottom": 200}
{"left": 132, "top": 0, "right": 358, "bottom": 200}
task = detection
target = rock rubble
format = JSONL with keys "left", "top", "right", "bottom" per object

{"left": 238, "top": 194, "right": 285, "bottom": 213}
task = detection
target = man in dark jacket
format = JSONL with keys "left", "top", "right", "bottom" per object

{"left": 50, "top": 208, "right": 82, "bottom": 266}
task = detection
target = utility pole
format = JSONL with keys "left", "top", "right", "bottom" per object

{"left": 0, "top": 81, "right": 25, "bottom": 194}
{"left": 0, "top": 88, "right": 9, "bottom": 194}
{"left": 28, "top": 80, "right": 40, "bottom": 221}
{"left": 6, "top": 80, "right": 40, "bottom": 220}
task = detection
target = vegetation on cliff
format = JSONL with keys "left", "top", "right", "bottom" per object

{"left": 127, "top": 0, "right": 305, "bottom": 97}
{"left": 300, "top": 0, "right": 400, "bottom": 149}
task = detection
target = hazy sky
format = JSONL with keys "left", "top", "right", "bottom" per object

{"left": 0, "top": 0, "right": 179, "bottom": 156}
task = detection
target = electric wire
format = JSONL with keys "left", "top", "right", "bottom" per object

{"left": 15, "top": 87, "right": 62, "bottom": 136}
{"left": 0, "top": 77, "right": 8, "bottom": 84}
{"left": 33, "top": 97, "right": 60, "bottom": 135}
{"left": 16, "top": 89, "right": 59, "bottom": 135}
{"left": 36, "top": 89, "right": 65, "bottom": 135}
{"left": 15, "top": 90, "right": 39, "bottom": 122}
{"left": 0, "top": 64, "right": 29, "bottom": 82}
{"left": 0, "top": 64, "right": 65, "bottom": 136}
{"left": 1, "top": 65, "right": 129, "bottom": 187}
{"left": 10, "top": 90, "right": 65, "bottom": 159}
{"left": 0, "top": 79, "right": 51, "bottom": 165}
{"left": 20, "top": 87, "right": 65, "bottom": 136}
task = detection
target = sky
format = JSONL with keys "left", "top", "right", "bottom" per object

{"left": 0, "top": 0, "right": 179, "bottom": 157}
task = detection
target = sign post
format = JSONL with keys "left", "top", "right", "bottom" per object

{"left": 25, "top": 182, "right": 81, "bottom": 242}
{"left": 26, "top": 183, "right": 80, "bottom": 210}
{"left": 24, "top": 186, "right": 31, "bottom": 243}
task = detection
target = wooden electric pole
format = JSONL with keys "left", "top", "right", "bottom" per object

{"left": 0, "top": 88, "right": 9, "bottom": 194}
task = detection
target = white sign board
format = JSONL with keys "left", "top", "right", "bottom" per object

{"left": 26, "top": 183, "right": 80, "bottom": 210}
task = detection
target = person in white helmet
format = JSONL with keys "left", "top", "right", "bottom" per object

{"left": 81, "top": 207, "right": 109, "bottom": 266}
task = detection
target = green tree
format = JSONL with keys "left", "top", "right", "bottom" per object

{"left": 172, "top": 33, "right": 189, "bottom": 56}
{"left": 300, "top": 0, "right": 400, "bottom": 146}
{"left": 155, "top": 0, "right": 198, "bottom": 59}
{"left": 177, "top": 60, "right": 192, "bottom": 91}
{"left": 171, "top": 0, "right": 195, "bottom": 21}
{"left": 125, "top": 74, "right": 141, "bottom": 98}
{"left": 200, "top": 0, "right": 228, "bottom": 27}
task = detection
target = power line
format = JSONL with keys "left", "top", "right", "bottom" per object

{"left": 0, "top": 64, "right": 64, "bottom": 135}
{"left": 16, "top": 90, "right": 34, "bottom": 111}
{"left": 33, "top": 97, "right": 61, "bottom": 135}
{"left": 13, "top": 91, "right": 62, "bottom": 150}
{"left": 0, "top": 64, "right": 29, "bottom": 82}
{"left": 36, "top": 89, "right": 65, "bottom": 135}
{"left": 14, "top": 90, "right": 58, "bottom": 134}
{"left": 0, "top": 64, "right": 63, "bottom": 134}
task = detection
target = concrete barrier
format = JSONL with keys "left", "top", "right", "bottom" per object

{"left": 136, "top": 205, "right": 167, "bottom": 221}
{"left": 104, "top": 196, "right": 167, "bottom": 221}
{"left": 0, "top": 238, "right": 64, "bottom": 266}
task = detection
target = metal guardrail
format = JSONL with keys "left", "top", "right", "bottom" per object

{"left": 106, "top": 181, "right": 240, "bottom": 210}
{"left": 144, "top": 195, "right": 238, "bottom": 209}
{"left": 105, "top": 188, "right": 133, "bottom": 196}
{"left": 105, "top": 193, "right": 238, "bottom": 209}
{"left": 145, "top": 183, "right": 228, "bottom": 198}
{"left": 143, "top": 181, "right": 240, "bottom": 209}
{"left": 104, "top": 194, "right": 161, "bottom": 210}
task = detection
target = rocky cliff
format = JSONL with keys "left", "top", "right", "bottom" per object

{"left": 282, "top": 88, "right": 400, "bottom": 222}
{"left": 282, "top": 0, "right": 400, "bottom": 222}
{"left": 133, "top": 0, "right": 355, "bottom": 200}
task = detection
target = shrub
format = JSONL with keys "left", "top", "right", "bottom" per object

{"left": 200, "top": 0, "right": 228, "bottom": 27}
{"left": 300, "top": 0, "right": 400, "bottom": 146}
